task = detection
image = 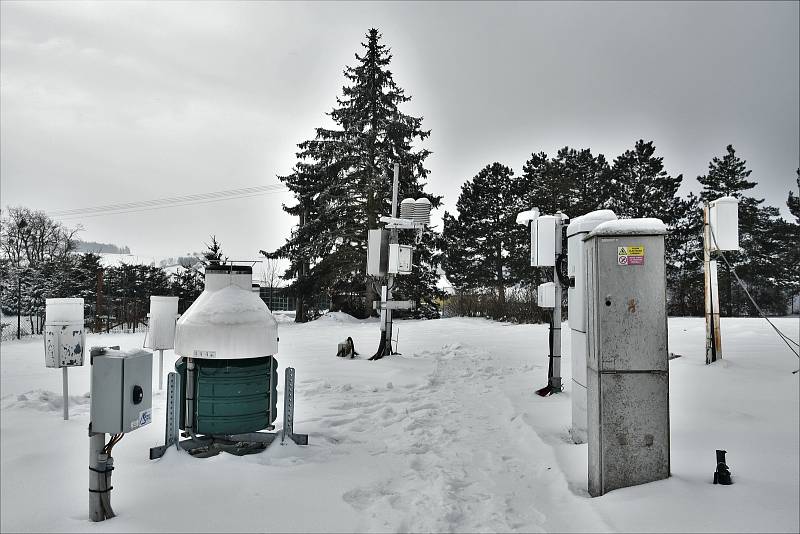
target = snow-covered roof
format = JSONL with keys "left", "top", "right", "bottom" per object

{"left": 566, "top": 209, "right": 617, "bottom": 237}
{"left": 175, "top": 283, "right": 278, "bottom": 359}
{"left": 97, "top": 253, "right": 157, "bottom": 268}
{"left": 586, "top": 217, "right": 666, "bottom": 239}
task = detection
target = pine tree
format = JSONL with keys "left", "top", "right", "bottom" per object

{"left": 787, "top": 169, "right": 800, "bottom": 223}
{"left": 442, "top": 163, "right": 517, "bottom": 316}
{"left": 778, "top": 170, "right": 800, "bottom": 311}
{"left": 507, "top": 148, "right": 614, "bottom": 293}
{"left": 556, "top": 147, "right": 615, "bottom": 218}
{"left": 513, "top": 152, "right": 565, "bottom": 217}
{"left": 697, "top": 145, "right": 757, "bottom": 201}
{"left": 268, "top": 28, "right": 439, "bottom": 320}
{"left": 666, "top": 193, "right": 704, "bottom": 316}
{"left": 171, "top": 266, "right": 204, "bottom": 314}
{"left": 609, "top": 140, "right": 683, "bottom": 224}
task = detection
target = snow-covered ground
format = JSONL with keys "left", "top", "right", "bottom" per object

{"left": 1, "top": 316, "right": 798, "bottom": 533}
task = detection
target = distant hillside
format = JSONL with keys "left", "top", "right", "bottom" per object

{"left": 73, "top": 240, "right": 131, "bottom": 254}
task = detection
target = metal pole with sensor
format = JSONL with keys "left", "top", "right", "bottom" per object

{"left": 367, "top": 164, "right": 428, "bottom": 360}
{"left": 516, "top": 209, "right": 570, "bottom": 396}
{"left": 385, "top": 162, "right": 401, "bottom": 354}
{"left": 703, "top": 197, "right": 740, "bottom": 365}
{"left": 89, "top": 345, "right": 153, "bottom": 521}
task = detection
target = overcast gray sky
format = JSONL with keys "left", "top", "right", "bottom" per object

{"left": 1, "top": 1, "right": 798, "bottom": 261}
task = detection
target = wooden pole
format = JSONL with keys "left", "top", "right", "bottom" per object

{"left": 704, "top": 204, "right": 723, "bottom": 364}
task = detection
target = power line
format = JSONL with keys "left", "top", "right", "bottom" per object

{"left": 50, "top": 184, "right": 287, "bottom": 216}
{"left": 49, "top": 184, "right": 289, "bottom": 220}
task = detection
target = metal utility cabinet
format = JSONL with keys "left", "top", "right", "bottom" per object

{"left": 91, "top": 349, "right": 153, "bottom": 434}
{"left": 566, "top": 210, "right": 617, "bottom": 444}
{"left": 584, "top": 219, "right": 670, "bottom": 496}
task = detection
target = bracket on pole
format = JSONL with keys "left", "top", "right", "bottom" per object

{"left": 373, "top": 300, "right": 415, "bottom": 311}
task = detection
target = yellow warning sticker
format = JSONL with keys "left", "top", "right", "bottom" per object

{"left": 617, "top": 245, "right": 645, "bottom": 266}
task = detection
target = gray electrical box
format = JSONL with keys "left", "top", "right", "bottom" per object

{"left": 90, "top": 348, "right": 153, "bottom": 434}
{"left": 367, "top": 229, "right": 389, "bottom": 276}
{"left": 584, "top": 220, "right": 670, "bottom": 497}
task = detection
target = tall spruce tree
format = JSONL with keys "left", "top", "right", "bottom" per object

{"left": 442, "top": 163, "right": 517, "bottom": 313}
{"left": 267, "top": 28, "right": 439, "bottom": 321}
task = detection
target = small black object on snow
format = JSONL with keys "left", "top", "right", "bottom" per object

{"left": 713, "top": 449, "right": 733, "bottom": 485}
{"left": 336, "top": 337, "right": 358, "bottom": 359}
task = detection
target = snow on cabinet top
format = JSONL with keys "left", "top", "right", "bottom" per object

{"left": 175, "top": 267, "right": 279, "bottom": 360}
{"left": 566, "top": 209, "right": 618, "bottom": 236}
{"left": 586, "top": 217, "right": 667, "bottom": 239}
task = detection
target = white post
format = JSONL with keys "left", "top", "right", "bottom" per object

{"left": 62, "top": 366, "right": 70, "bottom": 420}
{"left": 62, "top": 366, "right": 69, "bottom": 420}
{"left": 88, "top": 432, "right": 105, "bottom": 521}
{"left": 158, "top": 349, "right": 164, "bottom": 391}
{"left": 385, "top": 163, "right": 400, "bottom": 354}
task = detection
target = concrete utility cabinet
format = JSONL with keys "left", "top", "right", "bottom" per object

{"left": 566, "top": 210, "right": 617, "bottom": 444}
{"left": 584, "top": 218, "right": 670, "bottom": 496}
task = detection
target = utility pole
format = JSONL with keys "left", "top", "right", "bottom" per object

{"left": 703, "top": 203, "right": 722, "bottom": 364}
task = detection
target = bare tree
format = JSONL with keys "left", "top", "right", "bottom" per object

{"left": 261, "top": 257, "right": 282, "bottom": 310}
{"left": 1, "top": 207, "right": 81, "bottom": 338}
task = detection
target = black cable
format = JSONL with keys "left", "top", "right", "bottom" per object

{"left": 555, "top": 253, "right": 571, "bottom": 287}
{"left": 709, "top": 225, "right": 799, "bottom": 360}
